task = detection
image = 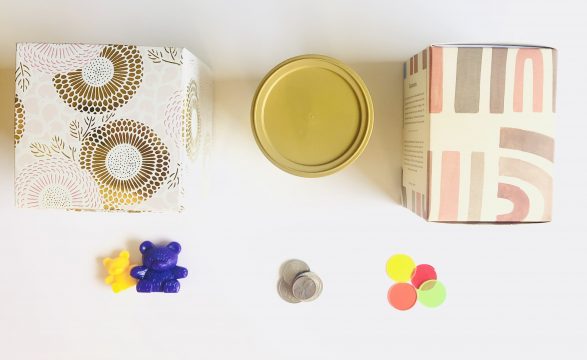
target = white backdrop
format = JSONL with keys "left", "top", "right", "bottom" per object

{"left": 0, "top": 1, "right": 586, "bottom": 359}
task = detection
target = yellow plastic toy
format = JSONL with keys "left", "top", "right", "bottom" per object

{"left": 103, "top": 250, "right": 137, "bottom": 293}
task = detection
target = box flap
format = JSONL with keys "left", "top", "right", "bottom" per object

{"left": 431, "top": 43, "right": 555, "bottom": 49}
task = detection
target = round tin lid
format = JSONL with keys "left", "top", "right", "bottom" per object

{"left": 251, "top": 55, "right": 374, "bottom": 177}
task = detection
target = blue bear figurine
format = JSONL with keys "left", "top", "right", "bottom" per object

{"left": 130, "top": 241, "right": 188, "bottom": 293}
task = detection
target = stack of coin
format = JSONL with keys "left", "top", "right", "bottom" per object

{"left": 277, "top": 259, "right": 323, "bottom": 303}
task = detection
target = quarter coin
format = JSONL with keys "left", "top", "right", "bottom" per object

{"left": 292, "top": 271, "right": 323, "bottom": 302}
{"left": 280, "top": 259, "right": 310, "bottom": 285}
{"left": 277, "top": 278, "right": 301, "bottom": 304}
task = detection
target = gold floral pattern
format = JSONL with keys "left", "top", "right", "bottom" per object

{"left": 15, "top": 43, "right": 210, "bottom": 212}
{"left": 53, "top": 45, "right": 143, "bottom": 114}
{"left": 164, "top": 89, "right": 183, "bottom": 149}
{"left": 164, "top": 80, "right": 201, "bottom": 159}
{"left": 79, "top": 119, "right": 170, "bottom": 208}
{"left": 147, "top": 47, "right": 183, "bottom": 65}
{"left": 18, "top": 43, "right": 103, "bottom": 75}
{"left": 15, "top": 63, "right": 31, "bottom": 92}
{"left": 15, "top": 157, "right": 102, "bottom": 209}
{"left": 14, "top": 95, "right": 26, "bottom": 146}
{"left": 183, "top": 80, "right": 201, "bottom": 159}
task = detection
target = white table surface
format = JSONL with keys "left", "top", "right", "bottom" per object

{"left": 1, "top": 1, "right": 586, "bottom": 359}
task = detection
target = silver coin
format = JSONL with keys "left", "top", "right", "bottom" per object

{"left": 280, "top": 259, "right": 310, "bottom": 285}
{"left": 277, "top": 278, "right": 301, "bottom": 303}
{"left": 292, "top": 272, "right": 322, "bottom": 302}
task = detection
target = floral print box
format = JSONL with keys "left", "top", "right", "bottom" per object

{"left": 14, "top": 43, "right": 213, "bottom": 212}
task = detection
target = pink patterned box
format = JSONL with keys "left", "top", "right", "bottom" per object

{"left": 402, "top": 44, "right": 556, "bottom": 222}
{"left": 14, "top": 43, "right": 213, "bottom": 212}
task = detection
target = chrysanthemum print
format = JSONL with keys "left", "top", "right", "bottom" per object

{"left": 14, "top": 43, "right": 212, "bottom": 212}
{"left": 164, "top": 88, "right": 184, "bottom": 149}
{"left": 17, "top": 43, "right": 103, "bottom": 75}
{"left": 183, "top": 80, "right": 200, "bottom": 159}
{"left": 53, "top": 45, "right": 143, "bottom": 114}
{"left": 165, "top": 80, "right": 201, "bottom": 160}
{"left": 14, "top": 95, "right": 25, "bottom": 146}
{"left": 15, "top": 157, "right": 102, "bottom": 209}
{"left": 79, "top": 119, "right": 170, "bottom": 209}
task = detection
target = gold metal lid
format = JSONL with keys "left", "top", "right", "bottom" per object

{"left": 251, "top": 55, "right": 374, "bottom": 177}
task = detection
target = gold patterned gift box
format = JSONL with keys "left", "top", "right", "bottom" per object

{"left": 402, "top": 44, "right": 556, "bottom": 222}
{"left": 14, "top": 43, "right": 213, "bottom": 212}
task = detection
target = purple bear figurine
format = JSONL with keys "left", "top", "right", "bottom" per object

{"left": 130, "top": 241, "right": 188, "bottom": 293}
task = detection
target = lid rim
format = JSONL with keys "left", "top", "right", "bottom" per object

{"left": 251, "top": 54, "right": 374, "bottom": 178}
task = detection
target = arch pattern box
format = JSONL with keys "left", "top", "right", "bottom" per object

{"left": 402, "top": 44, "right": 556, "bottom": 222}
{"left": 14, "top": 43, "right": 213, "bottom": 212}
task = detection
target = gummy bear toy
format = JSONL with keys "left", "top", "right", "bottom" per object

{"left": 103, "top": 250, "right": 137, "bottom": 293}
{"left": 130, "top": 241, "right": 188, "bottom": 293}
